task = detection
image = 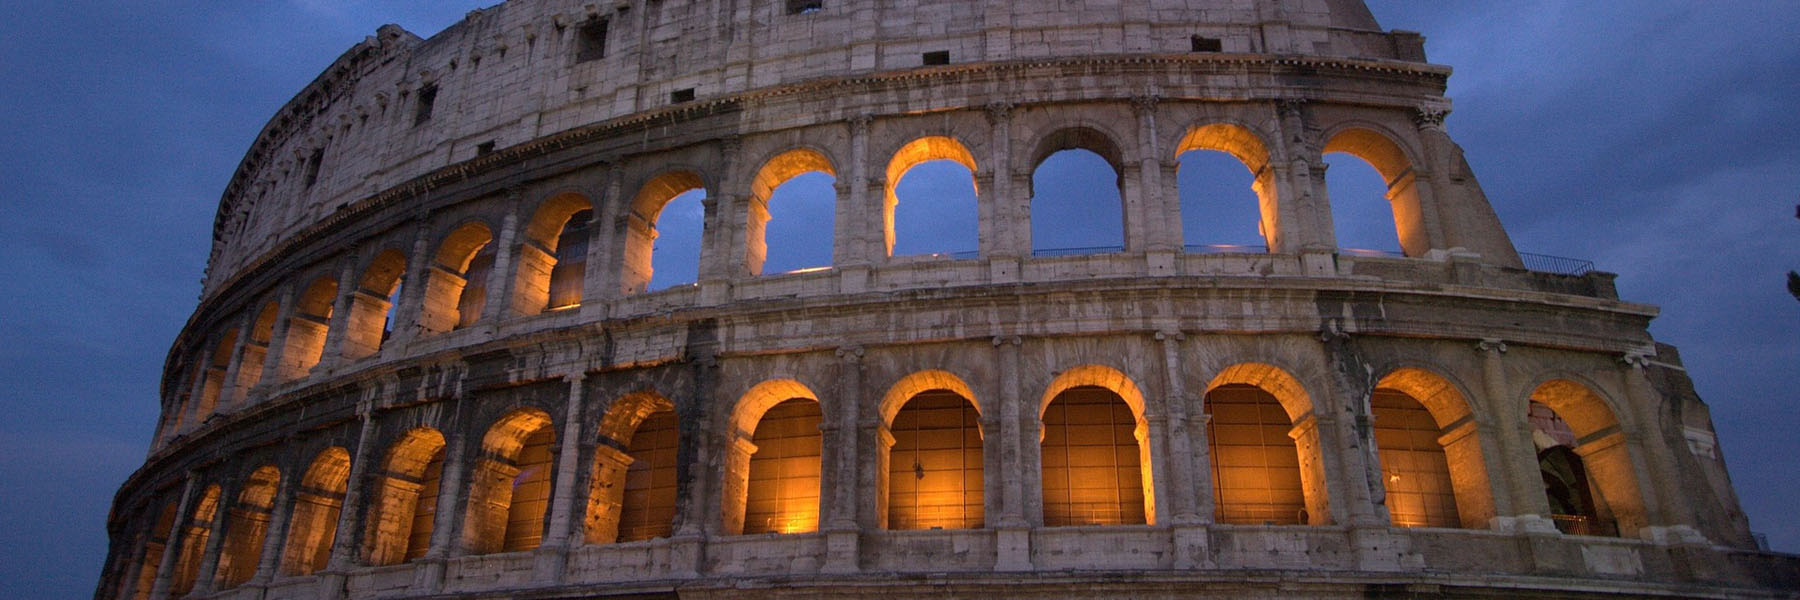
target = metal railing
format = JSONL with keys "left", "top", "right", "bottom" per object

{"left": 1520, "top": 252, "right": 1596, "bottom": 276}
{"left": 1183, "top": 243, "right": 1270, "bottom": 254}
{"left": 1549, "top": 513, "right": 1619, "bottom": 537}
{"left": 1032, "top": 245, "right": 1125, "bottom": 258}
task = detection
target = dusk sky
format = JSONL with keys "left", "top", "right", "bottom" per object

{"left": 2, "top": 2, "right": 1796, "bottom": 598}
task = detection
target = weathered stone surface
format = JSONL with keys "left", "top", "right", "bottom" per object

{"left": 101, "top": 1, "right": 1797, "bottom": 599}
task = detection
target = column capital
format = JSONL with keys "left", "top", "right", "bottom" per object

{"left": 1155, "top": 327, "right": 1185, "bottom": 342}
{"left": 1475, "top": 338, "right": 1508, "bottom": 355}
{"left": 1412, "top": 104, "right": 1450, "bottom": 131}
{"left": 1129, "top": 93, "right": 1161, "bottom": 116}
{"left": 991, "top": 335, "right": 1022, "bottom": 347}
{"left": 1620, "top": 352, "right": 1653, "bottom": 369}
{"left": 984, "top": 101, "right": 1014, "bottom": 125}
{"left": 847, "top": 113, "right": 874, "bottom": 131}
{"left": 836, "top": 345, "right": 864, "bottom": 361}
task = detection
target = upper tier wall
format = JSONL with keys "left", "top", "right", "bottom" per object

{"left": 204, "top": 0, "right": 1425, "bottom": 297}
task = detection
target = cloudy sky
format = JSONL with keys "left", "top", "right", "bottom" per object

{"left": 1, "top": 2, "right": 1795, "bottom": 597}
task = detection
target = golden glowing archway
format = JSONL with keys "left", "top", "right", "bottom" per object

{"left": 1204, "top": 363, "right": 1327, "bottom": 525}
{"left": 465, "top": 409, "right": 555, "bottom": 554}
{"left": 1174, "top": 122, "right": 1280, "bottom": 252}
{"left": 883, "top": 136, "right": 978, "bottom": 257}
{"left": 1528, "top": 378, "right": 1648, "bottom": 536}
{"left": 1038, "top": 365, "right": 1153, "bottom": 526}
{"left": 364, "top": 427, "right": 446, "bottom": 565}
{"left": 1371, "top": 368, "right": 1488, "bottom": 528}
{"left": 215, "top": 465, "right": 279, "bottom": 589}
{"left": 517, "top": 192, "right": 595, "bottom": 314}
{"left": 1322, "top": 127, "right": 1428, "bottom": 257}
{"left": 421, "top": 221, "right": 494, "bottom": 334}
{"left": 746, "top": 148, "right": 837, "bottom": 276}
{"left": 879, "top": 370, "right": 985, "bottom": 530}
{"left": 588, "top": 391, "right": 681, "bottom": 544}
{"left": 280, "top": 447, "right": 350, "bottom": 576}
{"left": 620, "top": 170, "right": 706, "bottom": 295}
{"left": 724, "top": 379, "right": 822, "bottom": 536}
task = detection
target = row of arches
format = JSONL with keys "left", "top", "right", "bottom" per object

{"left": 163, "top": 122, "right": 1440, "bottom": 442}
{"left": 127, "top": 362, "right": 1649, "bottom": 598}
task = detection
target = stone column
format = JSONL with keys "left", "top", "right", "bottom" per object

{"left": 318, "top": 396, "right": 379, "bottom": 600}
{"left": 991, "top": 335, "right": 1031, "bottom": 571}
{"left": 217, "top": 314, "right": 255, "bottom": 411}
{"left": 180, "top": 342, "right": 216, "bottom": 433}
{"left": 254, "top": 284, "right": 300, "bottom": 393}
{"left": 1129, "top": 95, "right": 1168, "bottom": 254}
{"left": 822, "top": 346, "right": 863, "bottom": 574}
{"left": 250, "top": 472, "right": 298, "bottom": 586}
{"left": 480, "top": 203, "right": 522, "bottom": 323}
{"left": 386, "top": 221, "right": 435, "bottom": 350}
{"left": 1272, "top": 100, "right": 1336, "bottom": 274}
{"left": 414, "top": 425, "right": 470, "bottom": 593}
{"left": 698, "top": 137, "right": 743, "bottom": 305}
{"left": 984, "top": 103, "right": 1024, "bottom": 282}
{"left": 147, "top": 476, "right": 199, "bottom": 600}
{"left": 580, "top": 166, "right": 622, "bottom": 318}
{"left": 533, "top": 373, "right": 588, "bottom": 583}
{"left": 1619, "top": 353, "right": 1704, "bottom": 544}
{"left": 839, "top": 116, "right": 873, "bottom": 268}
{"left": 116, "top": 522, "right": 153, "bottom": 600}
{"left": 1476, "top": 339, "right": 1555, "bottom": 532}
{"left": 1155, "top": 329, "right": 1200, "bottom": 523}
{"left": 319, "top": 252, "right": 363, "bottom": 370}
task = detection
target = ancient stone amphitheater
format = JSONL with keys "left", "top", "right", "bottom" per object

{"left": 101, "top": 1, "right": 1798, "bottom": 598}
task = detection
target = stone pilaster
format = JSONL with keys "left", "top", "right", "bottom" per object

{"left": 146, "top": 476, "right": 199, "bottom": 600}
{"left": 533, "top": 372, "right": 588, "bottom": 583}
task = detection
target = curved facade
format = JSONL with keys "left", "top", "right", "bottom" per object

{"left": 103, "top": 1, "right": 1797, "bottom": 599}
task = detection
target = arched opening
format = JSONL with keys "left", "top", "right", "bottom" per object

{"left": 1371, "top": 368, "right": 1493, "bottom": 529}
{"left": 886, "top": 390, "right": 984, "bottom": 530}
{"left": 517, "top": 193, "right": 594, "bottom": 315}
{"left": 1204, "top": 364, "right": 1327, "bottom": 525}
{"left": 750, "top": 149, "right": 837, "bottom": 275}
{"left": 364, "top": 428, "right": 446, "bottom": 566}
{"left": 278, "top": 277, "right": 337, "bottom": 381}
{"left": 171, "top": 485, "right": 220, "bottom": 596}
{"left": 233, "top": 301, "right": 279, "bottom": 397}
{"left": 342, "top": 249, "right": 406, "bottom": 362}
{"left": 279, "top": 447, "right": 350, "bottom": 576}
{"left": 1029, "top": 128, "right": 1125, "bottom": 256}
{"left": 621, "top": 171, "right": 706, "bottom": 294}
{"left": 1038, "top": 366, "right": 1152, "bottom": 527}
{"left": 1323, "top": 128, "right": 1427, "bottom": 257}
{"left": 132, "top": 502, "right": 177, "bottom": 600}
{"left": 886, "top": 136, "right": 978, "bottom": 258}
{"left": 744, "top": 399, "right": 822, "bottom": 534}
{"left": 1370, "top": 389, "right": 1460, "bottom": 528}
{"left": 193, "top": 332, "right": 236, "bottom": 422}
{"left": 587, "top": 392, "right": 681, "bottom": 544}
{"left": 420, "top": 222, "right": 493, "bottom": 335}
{"left": 216, "top": 466, "right": 279, "bottom": 589}
{"left": 464, "top": 409, "right": 556, "bottom": 554}
{"left": 1528, "top": 379, "right": 1646, "bottom": 537}
{"left": 1174, "top": 123, "right": 1275, "bottom": 253}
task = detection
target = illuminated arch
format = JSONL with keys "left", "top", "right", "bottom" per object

{"left": 620, "top": 170, "right": 706, "bottom": 295}
{"left": 465, "top": 408, "right": 556, "bottom": 554}
{"left": 420, "top": 221, "right": 493, "bottom": 335}
{"left": 588, "top": 391, "right": 681, "bottom": 544}
{"left": 1371, "top": 367, "right": 1490, "bottom": 528}
{"left": 279, "top": 446, "right": 350, "bottom": 576}
{"left": 341, "top": 248, "right": 406, "bottom": 361}
{"left": 171, "top": 484, "right": 220, "bottom": 596}
{"left": 1322, "top": 126, "right": 1429, "bottom": 257}
{"left": 131, "top": 502, "right": 178, "bottom": 600}
{"left": 878, "top": 370, "right": 984, "bottom": 530}
{"left": 883, "top": 136, "right": 979, "bottom": 257}
{"left": 747, "top": 148, "right": 838, "bottom": 275}
{"left": 1527, "top": 378, "right": 1648, "bottom": 536}
{"left": 1203, "top": 363, "right": 1328, "bottom": 525}
{"left": 278, "top": 276, "right": 338, "bottom": 381}
{"left": 1174, "top": 122, "right": 1279, "bottom": 252}
{"left": 364, "top": 428, "right": 446, "bottom": 565}
{"left": 722, "top": 379, "right": 822, "bottom": 536}
{"left": 215, "top": 465, "right": 279, "bottom": 589}
{"left": 516, "top": 192, "right": 594, "bottom": 314}
{"left": 232, "top": 300, "right": 280, "bottom": 400}
{"left": 191, "top": 331, "right": 236, "bottom": 423}
{"left": 1038, "top": 365, "right": 1153, "bottom": 526}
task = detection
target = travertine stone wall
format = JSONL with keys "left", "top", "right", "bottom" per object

{"left": 105, "top": 1, "right": 1797, "bottom": 599}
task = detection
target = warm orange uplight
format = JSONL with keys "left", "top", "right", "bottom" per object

{"left": 784, "top": 266, "right": 832, "bottom": 275}
{"left": 547, "top": 302, "right": 580, "bottom": 311}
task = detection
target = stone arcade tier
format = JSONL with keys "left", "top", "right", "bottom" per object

{"left": 104, "top": 0, "right": 1798, "bottom": 598}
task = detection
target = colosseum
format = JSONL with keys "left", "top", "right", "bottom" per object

{"left": 100, "top": 1, "right": 1798, "bottom": 598}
